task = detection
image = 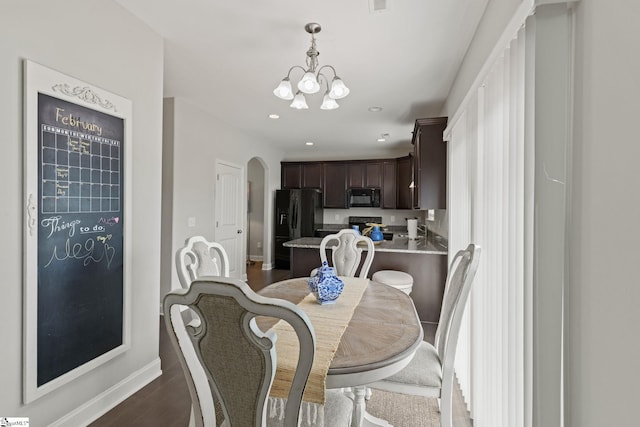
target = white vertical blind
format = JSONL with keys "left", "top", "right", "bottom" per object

{"left": 447, "top": 110, "right": 471, "bottom": 400}
{"left": 446, "top": 26, "right": 527, "bottom": 427}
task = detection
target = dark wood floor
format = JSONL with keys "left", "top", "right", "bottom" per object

{"left": 90, "top": 263, "right": 472, "bottom": 426}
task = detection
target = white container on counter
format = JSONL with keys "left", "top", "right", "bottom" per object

{"left": 407, "top": 218, "right": 418, "bottom": 240}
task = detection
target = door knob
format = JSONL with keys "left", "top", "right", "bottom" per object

{"left": 237, "top": 229, "right": 243, "bottom": 234}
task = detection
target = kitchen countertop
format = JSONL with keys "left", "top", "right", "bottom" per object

{"left": 283, "top": 233, "right": 448, "bottom": 255}
{"left": 315, "top": 224, "right": 407, "bottom": 233}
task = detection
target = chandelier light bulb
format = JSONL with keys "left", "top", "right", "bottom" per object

{"left": 290, "top": 91, "right": 309, "bottom": 109}
{"left": 320, "top": 93, "right": 339, "bottom": 110}
{"left": 329, "top": 77, "right": 350, "bottom": 99}
{"left": 273, "top": 78, "right": 294, "bottom": 100}
{"left": 298, "top": 72, "right": 320, "bottom": 94}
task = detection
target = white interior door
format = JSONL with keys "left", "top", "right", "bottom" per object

{"left": 214, "top": 161, "right": 244, "bottom": 278}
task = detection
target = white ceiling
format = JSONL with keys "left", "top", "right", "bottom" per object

{"left": 115, "top": 0, "right": 488, "bottom": 160}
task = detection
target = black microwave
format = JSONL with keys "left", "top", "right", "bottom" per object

{"left": 348, "top": 188, "right": 381, "bottom": 208}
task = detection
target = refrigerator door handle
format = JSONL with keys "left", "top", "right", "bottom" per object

{"left": 288, "top": 198, "right": 294, "bottom": 236}
{"left": 292, "top": 199, "right": 298, "bottom": 230}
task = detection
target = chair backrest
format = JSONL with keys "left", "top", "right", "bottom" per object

{"left": 319, "top": 229, "right": 375, "bottom": 278}
{"left": 163, "top": 276, "right": 316, "bottom": 427}
{"left": 434, "top": 244, "right": 481, "bottom": 385}
{"left": 176, "top": 236, "right": 230, "bottom": 288}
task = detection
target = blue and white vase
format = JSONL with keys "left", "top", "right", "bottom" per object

{"left": 308, "top": 269, "right": 320, "bottom": 293}
{"left": 312, "top": 261, "right": 344, "bottom": 305}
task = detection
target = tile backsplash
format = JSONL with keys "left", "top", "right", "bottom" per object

{"left": 323, "top": 208, "right": 421, "bottom": 226}
{"left": 425, "top": 209, "right": 448, "bottom": 238}
{"left": 322, "top": 208, "right": 448, "bottom": 240}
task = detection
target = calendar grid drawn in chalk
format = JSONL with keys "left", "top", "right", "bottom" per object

{"left": 40, "top": 125, "right": 121, "bottom": 214}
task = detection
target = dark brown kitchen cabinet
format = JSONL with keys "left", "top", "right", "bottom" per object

{"left": 282, "top": 162, "right": 323, "bottom": 189}
{"left": 396, "top": 155, "right": 413, "bottom": 209}
{"left": 412, "top": 117, "right": 448, "bottom": 209}
{"left": 302, "top": 162, "right": 323, "bottom": 189}
{"left": 347, "top": 161, "right": 382, "bottom": 189}
{"left": 282, "top": 154, "right": 424, "bottom": 209}
{"left": 281, "top": 162, "right": 302, "bottom": 188}
{"left": 382, "top": 160, "right": 397, "bottom": 209}
{"left": 364, "top": 161, "right": 382, "bottom": 188}
{"left": 347, "top": 162, "right": 365, "bottom": 188}
{"left": 322, "top": 162, "right": 348, "bottom": 208}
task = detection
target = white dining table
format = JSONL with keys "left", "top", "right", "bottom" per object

{"left": 258, "top": 277, "right": 424, "bottom": 427}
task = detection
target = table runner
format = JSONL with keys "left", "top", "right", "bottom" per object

{"left": 267, "top": 277, "right": 368, "bottom": 422}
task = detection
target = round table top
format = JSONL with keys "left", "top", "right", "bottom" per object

{"left": 258, "top": 278, "right": 423, "bottom": 381}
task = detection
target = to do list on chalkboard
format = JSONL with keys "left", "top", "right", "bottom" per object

{"left": 36, "top": 93, "right": 124, "bottom": 386}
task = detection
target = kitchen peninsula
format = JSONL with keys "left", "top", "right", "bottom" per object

{"left": 284, "top": 233, "right": 447, "bottom": 323}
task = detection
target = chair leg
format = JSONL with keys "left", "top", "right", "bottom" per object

{"left": 341, "top": 387, "right": 355, "bottom": 399}
{"left": 439, "top": 388, "right": 453, "bottom": 427}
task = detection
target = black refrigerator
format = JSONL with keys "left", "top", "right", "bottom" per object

{"left": 274, "top": 189, "right": 323, "bottom": 269}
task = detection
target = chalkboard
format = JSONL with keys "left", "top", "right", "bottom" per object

{"left": 36, "top": 93, "right": 124, "bottom": 386}
{"left": 23, "top": 60, "right": 132, "bottom": 403}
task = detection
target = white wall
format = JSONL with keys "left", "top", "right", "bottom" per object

{"left": 567, "top": 1, "right": 640, "bottom": 425}
{"left": 162, "top": 97, "right": 284, "bottom": 295}
{"left": 445, "top": 0, "right": 523, "bottom": 115}
{"left": 248, "top": 157, "right": 266, "bottom": 260}
{"left": 0, "top": 0, "right": 163, "bottom": 424}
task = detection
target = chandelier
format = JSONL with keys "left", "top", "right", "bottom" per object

{"left": 273, "top": 23, "right": 350, "bottom": 110}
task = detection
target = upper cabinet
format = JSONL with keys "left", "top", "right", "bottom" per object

{"left": 302, "top": 162, "right": 323, "bottom": 189}
{"left": 412, "top": 117, "right": 448, "bottom": 210}
{"left": 281, "top": 162, "right": 302, "bottom": 188}
{"left": 281, "top": 162, "right": 323, "bottom": 189}
{"left": 347, "top": 161, "right": 382, "bottom": 189}
{"left": 396, "top": 155, "right": 413, "bottom": 209}
{"left": 365, "top": 162, "right": 382, "bottom": 188}
{"left": 322, "top": 162, "right": 348, "bottom": 208}
{"left": 382, "top": 160, "right": 397, "bottom": 209}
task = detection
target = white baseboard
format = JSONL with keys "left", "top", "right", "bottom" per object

{"left": 261, "top": 262, "right": 272, "bottom": 270}
{"left": 50, "top": 358, "right": 162, "bottom": 427}
{"left": 249, "top": 255, "right": 263, "bottom": 262}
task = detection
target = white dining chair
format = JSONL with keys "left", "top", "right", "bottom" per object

{"left": 163, "top": 276, "right": 353, "bottom": 427}
{"left": 173, "top": 236, "right": 231, "bottom": 426}
{"left": 175, "top": 235, "right": 230, "bottom": 289}
{"left": 317, "top": 229, "right": 375, "bottom": 278}
{"left": 368, "top": 243, "right": 481, "bottom": 427}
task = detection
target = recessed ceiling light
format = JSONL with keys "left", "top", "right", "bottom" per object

{"left": 269, "top": 114, "right": 280, "bottom": 119}
{"left": 377, "top": 133, "right": 390, "bottom": 142}
{"left": 368, "top": 106, "right": 383, "bottom": 112}
{"left": 305, "top": 141, "right": 314, "bottom": 146}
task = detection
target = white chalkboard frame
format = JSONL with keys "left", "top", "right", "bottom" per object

{"left": 23, "top": 60, "right": 133, "bottom": 403}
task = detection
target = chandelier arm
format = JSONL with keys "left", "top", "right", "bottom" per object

{"left": 286, "top": 65, "right": 308, "bottom": 79}
{"left": 316, "top": 65, "right": 338, "bottom": 79}
{"left": 317, "top": 72, "right": 331, "bottom": 93}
